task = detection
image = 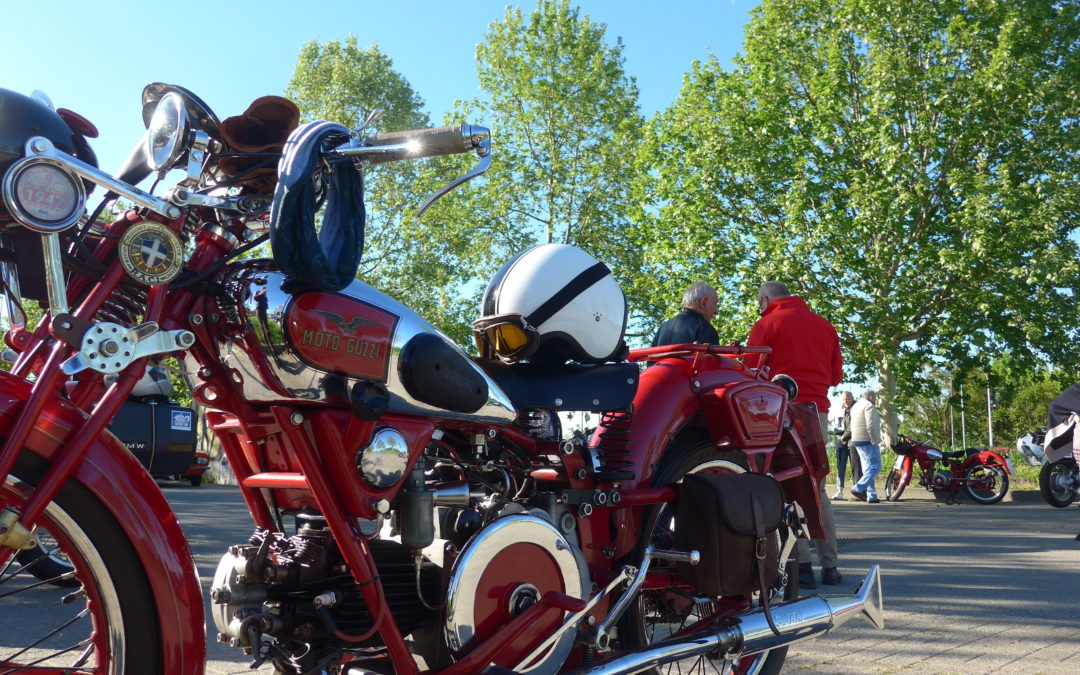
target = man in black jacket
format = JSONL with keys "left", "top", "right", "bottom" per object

{"left": 652, "top": 283, "right": 719, "bottom": 346}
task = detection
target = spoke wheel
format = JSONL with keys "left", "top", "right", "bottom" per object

{"left": 883, "top": 470, "right": 905, "bottom": 502}
{"left": 1, "top": 453, "right": 162, "bottom": 673}
{"left": 617, "top": 434, "right": 797, "bottom": 675}
{"left": 964, "top": 463, "right": 1009, "bottom": 504}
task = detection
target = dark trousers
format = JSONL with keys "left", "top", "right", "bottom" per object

{"left": 836, "top": 443, "right": 863, "bottom": 487}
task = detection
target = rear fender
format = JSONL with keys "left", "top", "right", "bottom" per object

{"left": 963, "top": 450, "right": 1011, "bottom": 474}
{"left": 0, "top": 372, "right": 205, "bottom": 675}
{"left": 616, "top": 356, "right": 824, "bottom": 545}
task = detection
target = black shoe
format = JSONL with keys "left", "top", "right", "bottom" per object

{"left": 798, "top": 563, "right": 817, "bottom": 589}
{"left": 821, "top": 567, "right": 842, "bottom": 585}
{"left": 850, "top": 490, "right": 868, "bottom": 502}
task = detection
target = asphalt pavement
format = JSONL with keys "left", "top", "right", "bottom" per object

{"left": 160, "top": 481, "right": 1080, "bottom": 675}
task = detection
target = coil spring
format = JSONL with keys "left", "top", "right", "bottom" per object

{"left": 94, "top": 282, "right": 148, "bottom": 325}
{"left": 594, "top": 407, "right": 635, "bottom": 481}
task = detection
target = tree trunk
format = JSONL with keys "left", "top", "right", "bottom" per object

{"left": 876, "top": 356, "right": 898, "bottom": 451}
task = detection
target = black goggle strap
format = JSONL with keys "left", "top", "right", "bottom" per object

{"left": 523, "top": 261, "right": 610, "bottom": 330}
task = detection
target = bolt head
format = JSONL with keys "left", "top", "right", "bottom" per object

{"left": 290, "top": 412, "right": 303, "bottom": 425}
{"left": 30, "top": 138, "right": 47, "bottom": 153}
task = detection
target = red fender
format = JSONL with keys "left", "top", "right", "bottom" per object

{"left": 0, "top": 372, "right": 205, "bottom": 675}
{"left": 610, "top": 355, "right": 825, "bottom": 552}
{"left": 962, "top": 450, "right": 1012, "bottom": 474}
{"left": 896, "top": 455, "right": 915, "bottom": 488}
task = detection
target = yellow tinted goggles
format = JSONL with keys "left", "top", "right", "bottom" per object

{"left": 472, "top": 313, "right": 539, "bottom": 362}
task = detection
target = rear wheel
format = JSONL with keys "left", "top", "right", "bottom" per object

{"left": 1039, "top": 458, "right": 1078, "bottom": 508}
{"left": 883, "top": 470, "right": 906, "bottom": 502}
{"left": 964, "top": 463, "right": 1009, "bottom": 504}
{"left": 618, "top": 434, "right": 797, "bottom": 675}
{"left": 1, "top": 452, "right": 163, "bottom": 673}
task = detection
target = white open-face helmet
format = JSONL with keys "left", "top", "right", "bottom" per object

{"left": 474, "top": 244, "right": 627, "bottom": 364}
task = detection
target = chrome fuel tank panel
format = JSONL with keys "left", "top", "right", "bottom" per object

{"left": 211, "top": 260, "right": 516, "bottom": 424}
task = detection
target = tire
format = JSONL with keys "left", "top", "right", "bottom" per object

{"left": 617, "top": 433, "right": 797, "bottom": 675}
{"left": 884, "top": 470, "right": 906, "bottom": 502}
{"left": 188, "top": 474, "right": 203, "bottom": 487}
{"left": 2, "top": 452, "right": 163, "bottom": 672}
{"left": 14, "top": 525, "right": 78, "bottom": 587}
{"left": 964, "top": 462, "right": 1009, "bottom": 504}
{"left": 1039, "top": 458, "right": 1078, "bottom": 508}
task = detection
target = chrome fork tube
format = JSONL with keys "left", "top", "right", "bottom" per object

{"left": 41, "top": 233, "right": 69, "bottom": 316}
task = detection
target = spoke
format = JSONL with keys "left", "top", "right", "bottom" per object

{"left": 0, "top": 637, "right": 93, "bottom": 674}
{"left": 0, "top": 606, "right": 90, "bottom": 668}
{"left": 0, "top": 572, "right": 67, "bottom": 598}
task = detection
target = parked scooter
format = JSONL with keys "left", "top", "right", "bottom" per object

{"left": 884, "top": 434, "right": 1013, "bottom": 504}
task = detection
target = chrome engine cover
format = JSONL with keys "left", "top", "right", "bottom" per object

{"left": 444, "top": 514, "right": 589, "bottom": 674}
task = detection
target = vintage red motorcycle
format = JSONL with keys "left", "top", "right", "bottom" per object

{"left": 0, "top": 84, "right": 881, "bottom": 675}
{"left": 884, "top": 434, "right": 1012, "bottom": 504}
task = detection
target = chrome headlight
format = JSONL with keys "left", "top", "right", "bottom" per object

{"left": 146, "top": 91, "right": 189, "bottom": 172}
{"left": 1, "top": 156, "right": 85, "bottom": 232}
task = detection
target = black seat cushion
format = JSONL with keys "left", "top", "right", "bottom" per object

{"left": 476, "top": 360, "right": 639, "bottom": 412}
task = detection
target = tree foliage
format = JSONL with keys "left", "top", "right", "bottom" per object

{"left": 431, "top": 0, "right": 644, "bottom": 329}
{"left": 639, "top": 0, "right": 1080, "bottom": 438}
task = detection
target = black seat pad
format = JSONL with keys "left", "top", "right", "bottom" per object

{"left": 476, "top": 360, "right": 639, "bottom": 412}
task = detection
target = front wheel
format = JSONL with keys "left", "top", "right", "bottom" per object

{"left": 14, "top": 525, "right": 78, "bottom": 587}
{"left": 884, "top": 470, "right": 906, "bottom": 502}
{"left": 964, "top": 463, "right": 1009, "bottom": 504}
{"left": 1, "top": 453, "right": 163, "bottom": 673}
{"left": 1039, "top": 458, "right": 1078, "bottom": 508}
{"left": 617, "top": 435, "right": 797, "bottom": 675}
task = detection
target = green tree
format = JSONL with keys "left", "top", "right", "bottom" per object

{"left": 639, "top": 0, "right": 1080, "bottom": 441}
{"left": 436, "top": 0, "right": 644, "bottom": 303}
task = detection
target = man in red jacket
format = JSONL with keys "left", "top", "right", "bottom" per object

{"left": 746, "top": 281, "right": 843, "bottom": 588}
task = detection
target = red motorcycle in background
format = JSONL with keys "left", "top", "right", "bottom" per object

{"left": 884, "top": 435, "right": 1012, "bottom": 504}
{"left": 0, "top": 83, "right": 882, "bottom": 675}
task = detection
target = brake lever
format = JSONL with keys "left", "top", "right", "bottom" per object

{"left": 416, "top": 129, "right": 492, "bottom": 218}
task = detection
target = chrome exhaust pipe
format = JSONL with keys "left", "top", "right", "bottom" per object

{"left": 565, "top": 564, "right": 883, "bottom": 675}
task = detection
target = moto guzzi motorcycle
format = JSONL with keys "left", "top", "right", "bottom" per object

{"left": 884, "top": 435, "right": 1012, "bottom": 504}
{"left": 0, "top": 84, "right": 882, "bottom": 675}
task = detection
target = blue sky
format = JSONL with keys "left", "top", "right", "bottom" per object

{"left": 3, "top": 0, "right": 756, "bottom": 174}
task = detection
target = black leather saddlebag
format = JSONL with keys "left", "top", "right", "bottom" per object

{"left": 675, "top": 472, "right": 785, "bottom": 597}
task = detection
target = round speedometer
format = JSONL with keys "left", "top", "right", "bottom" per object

{"left": 14, "top": 163, "right": 80, "bottom": 221}
{"left": 1, "top": 157, "right": 85, "bottom": 232}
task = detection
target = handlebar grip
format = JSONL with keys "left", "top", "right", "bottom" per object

{"left": 364, "top": 124, "right": 486, "bottom": 164}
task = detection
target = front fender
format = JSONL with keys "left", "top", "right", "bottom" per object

{"left": 895, "top": 455, "right": 914, "bottom": 487}
{"left": 0, "top": 372, "right": 205, "bottom": 675}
